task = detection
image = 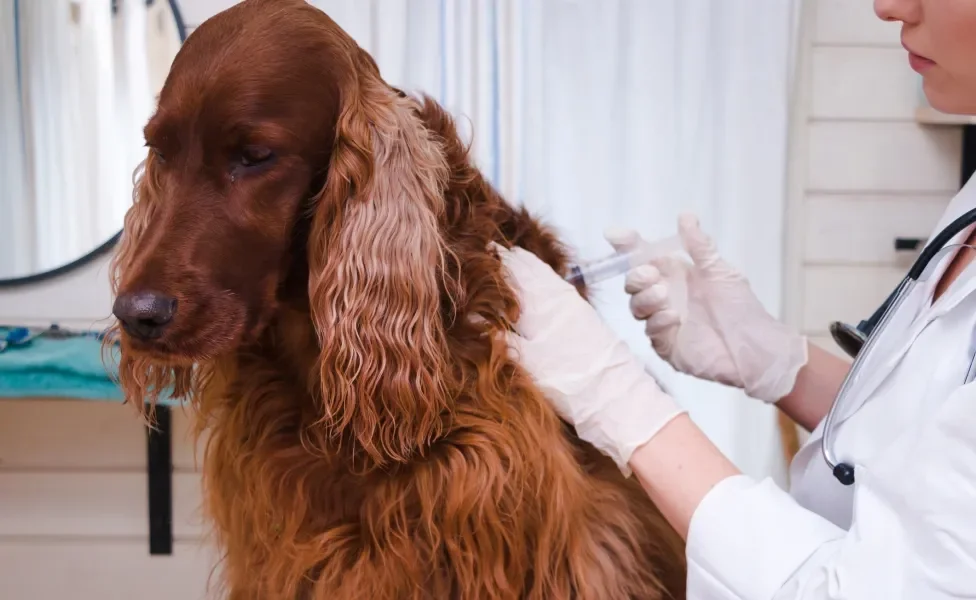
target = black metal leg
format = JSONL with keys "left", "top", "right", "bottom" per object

{"left": 147, "top": 405, "right": 173, "bottom": 555}
{"left": 962, "top": 124, "right": 976, "bottom": 188}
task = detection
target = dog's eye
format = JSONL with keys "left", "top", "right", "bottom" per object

{"left": 239, "top": 145, "right": 274, "bottom": 168}
{"left": 148, "top": 146, "right": 166, "bottom": 164}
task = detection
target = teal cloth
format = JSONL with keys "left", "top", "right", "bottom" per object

{"left": 0, "top": 328, "right": 179, "bottom": 405}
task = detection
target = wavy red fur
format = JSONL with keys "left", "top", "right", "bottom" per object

{"left": 105, "top": 1, "right": 687, "bottom": 598}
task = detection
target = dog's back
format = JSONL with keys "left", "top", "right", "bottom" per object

{"left": 415, "top": 95, "right": 689, "bottom": 598}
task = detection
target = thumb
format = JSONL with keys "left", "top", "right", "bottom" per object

{"left": 603, "top": 227, "right": 643, "bottom": 254}
{"left": 677, "top": 213, "right": 723, "bottom": 273}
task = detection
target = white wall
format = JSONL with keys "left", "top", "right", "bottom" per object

{"left": 0, "top": 0, "right": 969, "bottom": 598}
{"left": 783, "top": 0, "right": 963, "bottom": 357}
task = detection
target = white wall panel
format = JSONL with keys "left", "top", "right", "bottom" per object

{"left": 0, "top": 541, "right": 218, "bottom": 600}
{"left": 813, "top": 0, "right": 901, "bottom": 46}
{"left": 807, "top": 121, "right": 962, "bottom": 193}
{"left": 0, "top": 472, "right": 205, "bottom": 540}
{"left": 803, "top": 194, "right": 950, "bottom": 264}
{"left": 802, "top": 266, "right": 905, "bottom": 334}
{"left": 810, "top": 47, "right": 918, "bottom": 120}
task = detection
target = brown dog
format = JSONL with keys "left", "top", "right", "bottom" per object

{"left": 107, "top": 1, "right": 687, "bottom": 598}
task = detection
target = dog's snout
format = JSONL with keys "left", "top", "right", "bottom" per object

{"left": 113, "top": 291, "right": 178, "bottom": 341}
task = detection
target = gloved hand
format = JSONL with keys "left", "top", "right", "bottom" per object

{"left": 603, "top": 214, "right": 808, "bottom": 404}
{"left": 497, "top": 245, "right": 686, "bottom": 475}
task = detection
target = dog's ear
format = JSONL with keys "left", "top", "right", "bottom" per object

{"left": 307, "top": 53, "right": 457, "bottom": 468}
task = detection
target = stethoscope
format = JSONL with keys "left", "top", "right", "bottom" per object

{"left": 825, "top": 207, "right": 976, "bottom": 486}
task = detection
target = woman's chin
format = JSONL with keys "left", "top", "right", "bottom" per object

{"left": 922, "top": 79, "right": 976, "bottom": 117}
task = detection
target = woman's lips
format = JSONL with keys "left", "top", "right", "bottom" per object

{"left": 905, "top": 45, "right": 935, "bottom": 73}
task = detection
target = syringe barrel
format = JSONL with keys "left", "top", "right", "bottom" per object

{"left": 564, "top": 235, "right": 682, "bottom": 286}
{"left": 565, "top": 254, "right": 632, "bottom": 285}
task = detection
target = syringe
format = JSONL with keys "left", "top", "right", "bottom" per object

{"left": 565, "top": 235, "right": 683, "bottom": 286}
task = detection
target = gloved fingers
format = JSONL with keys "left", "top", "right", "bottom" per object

{"left": 494, "top": 243, "right": 559, "bottom": 278}
{"left": 645, "top": 315, "right": 679, "bottom": 358}
{"left": 493, "top": 244, "right": 579, "bottom": 296}
{"left": 646, "top": 254, "right": 691, "bottom": 282}
{"left": 603, "top": 227, "right": 642, "bottom": 254}
{"left": 494, "top": 243, "right": 557, "bottom": 284}
{"left": 623, "top": 264, "right": 662, "bottom": 294}
{"left": 628, "top": 282, "right": 670, "bottom": 320}
{"left": 498, "top": 328, "right": 557, "bottom": 384}
{"left": 494, "top": 244, "right": 577, "bottom": 339}
{"left": 635, "top": 303, "right": 680, "bottom": 358}
{"left": 649, "top": 335, "right": 672, "bottom": 359}
{"left": 643, "top": 308, "right": 681, "bottom": 336}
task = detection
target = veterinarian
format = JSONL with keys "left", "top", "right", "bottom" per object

{"left": 500, "top": 1, "right": 976, "bottom": 598}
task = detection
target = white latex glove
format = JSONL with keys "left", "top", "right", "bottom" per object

{"left": 497, "top": 245, "right": 686, "bottom": 475}
{"left": 604, "top": 214, "right": 808, "bottom": 404}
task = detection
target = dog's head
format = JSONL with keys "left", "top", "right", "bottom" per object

{"left": 111, "top": 0, "right": 466, "bottom": 460}
{"left": 112, "top": 0, "right": 401, "bottom": 356}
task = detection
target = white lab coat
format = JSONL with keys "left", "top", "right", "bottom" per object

{"left": 684, "top": 174, "right": 976, "bottom": 599}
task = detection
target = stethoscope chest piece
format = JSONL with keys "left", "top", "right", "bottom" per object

{"left": 829, "top": 321, "right": 866, "bottom": 358}
{"left": 832, "top": 463, "right": 855, "bottom": 486}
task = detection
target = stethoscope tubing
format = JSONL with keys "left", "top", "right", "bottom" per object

{"left": 907, "top": 208, "right": 976, "bottom": 280}
{"left": 823, "top": 206, "right": 976, "bottom": 486}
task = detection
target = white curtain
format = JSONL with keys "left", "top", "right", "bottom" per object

{"left": 329, "top": 0, "right": 803, "bottom": 481}
{"left": 4, "top": 0, "right": 171, "bottom": 278}
{"left": 146, "top": 0, "right": 185, "bottom": 95}
{"left": 110, "top": 0, "right": 157, "bottom": 228}
{"left": 0, "top": 0, "right": 34, "bottom": 275}
{"left": 511, "top": 1, "right": 804, "bottom": 483}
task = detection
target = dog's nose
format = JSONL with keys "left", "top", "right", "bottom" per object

{"left": 113, "top": 291, "right": 178, "bottom": 341}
